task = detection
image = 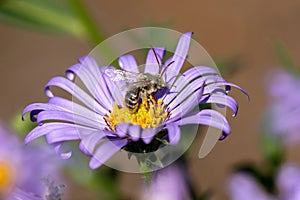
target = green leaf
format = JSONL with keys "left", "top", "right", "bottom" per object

{"left": 0, "top": 0, "right": 87, "bottom": 38}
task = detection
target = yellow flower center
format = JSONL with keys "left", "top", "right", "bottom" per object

{"left": 0, "top": 161, "right": 15, "bottom": 195}
{"left": 104, "top": 96, "right": 169, "bottom": 131}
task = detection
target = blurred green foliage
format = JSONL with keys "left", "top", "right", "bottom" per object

{"left": 0, "top": 0, "right": 104, "bottom": 45}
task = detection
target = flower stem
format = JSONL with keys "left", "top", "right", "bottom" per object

{"left": 67, "top": 0, "right": 104, "bottom": 45}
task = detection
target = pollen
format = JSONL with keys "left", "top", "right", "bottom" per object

{"left": 0, "top": 161, "right": 15, "bottom": 195}
{"left": 104, "top": 97, "right": 168, "bottom": 130}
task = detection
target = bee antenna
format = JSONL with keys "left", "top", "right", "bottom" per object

{"left": 150, "top": 47, "right": 162, "bottom": 73}
{"left": 160, "top": 60, "right": 175, "bottom": 77}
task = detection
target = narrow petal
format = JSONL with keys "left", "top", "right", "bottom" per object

{"left": 45, "top": 76, "right": 109, "bottom": 115}
{"left": 228, "top": 173, "right": 274, "bottom": 200}
{"left": 101, "top": 67, "right": 125, "bottom": 106}
{"left": 211, "top": 82, "right": 250, "bottom": 101}
{"left": 23, "top": 103, "right": 65, "bottom": 121}
{"left": 48, "top": 97, "right": 106, "bottom": 124}
{"left": 118, "top": 54, "right": 139, "bottom": 73}
{"left": 89, "top": 139, "right": 127, "bottom": 169}
{"left": 25, "top": 122, "right": 96, "bottom": 144}
{"left": 167, "top": 82, "right": 205, "bottom": 121}
{"left": 79, "top": 141, "right": 92, "bottom": 156}
{"left": 128, "top": 125, "right": 141, "bottom": 141}
{"left": 66, "top": 61, "right": 113, "bottom": 110}
{"left": 166, "top": 124, "right": 181, "bottom": 145}
{"left": 80, "top": 131, "right": 107, "bottom": 156}
{"left": 116, "top": 123, "right": 130, "bottom": 138}
{"left": 144, "top": 47, "right": 165, "bottom": 74}
{"left": 141, "top": 128, "right": 157, "bottom": 144}
{"left": 203, "top": 93, "right": 239, "bottom": 117}
{"left": 163, "top": 66, "right": 218, "bottom": 105}
{"left": 53, "top": 142, "right": 72, "bottom": 159}
{"left": 37, "top": 110, "right": 106, "bottom": 130}
{"left": 163, "top": 32, "right": 193, "bottom": 83}
{"left": 174, "top": 109, "right": 231, "bottom": 136}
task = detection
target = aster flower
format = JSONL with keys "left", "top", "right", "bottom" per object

{"left": 276, "top": 164, "right": 300, "bottom": 200}
{"left": 0, "top": 122, "right": 63, "bottom": 200}
{"left": 23, "top": 32, "right": 247, "bottom": 169}
{"left": 228, "top": 172, "right": 276, "bottom": 200}
{"left": 228, "top": 164, "right": 300, "bottom": 200}
{"left": 265, "top": 69, "right": 300, "bottom": 145}
{"left": 140, "top": 164, "right": 191, "bottom": 200}
{"left": 9, "top": 177, "right": 65, "bottom": 200}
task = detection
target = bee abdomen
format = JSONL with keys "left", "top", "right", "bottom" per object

{"left": 125, "top": 88, "right": 141, "bottom": 113}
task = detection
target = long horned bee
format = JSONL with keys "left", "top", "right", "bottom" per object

{"left": 105, "top": 48, "right": 174, "bottom": 113}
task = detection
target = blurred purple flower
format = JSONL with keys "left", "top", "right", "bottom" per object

{"left": 228, "top": 164, "right": 300, "bottom": 200}
{"left": 0, "top": 122, "right": 63, "bottom": 200}
{"left": 23, "top": 32, "right": 247, "bottom": 169}
{"left": 228, "top": 172, "right": 275, "bottom": 200}
{"left": 141, "top": 165, "right": 190, "bottom": 200}
{"left": 9, "top": 177, "right": 65, "bottom": 200}
{"left": 277, "top": 164, "right": 300, "bottom": 200}
{"left": 266, "top": 69, "right": 300, "bottom": 145}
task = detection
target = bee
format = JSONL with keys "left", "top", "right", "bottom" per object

{"left": 105, "top": 48, "right": 174, "bottom": 113}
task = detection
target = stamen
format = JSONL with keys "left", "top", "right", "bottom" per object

{"left": 104, "top": 97, "right": 169, "bottom": 130}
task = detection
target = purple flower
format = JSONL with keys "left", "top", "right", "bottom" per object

{"left": 228, "top": 173, "right": 276, "bottom": 200}
{"left": 23, "top": 32, "right": 247, "bottom": 169}
{"left": 0, "top": 122, "right": 63, "bottom": 200}
{"left": 228, "top": 164, "right": 300, "bottom": 200}
{"left": 9, "top": 177, "right": 65, "bottom": 200}
{"left": 140, "top": 165, "right": 190, "bottom": 200}
{"left": 266, "top": 69, "right": 300, "bottom": 145}
{"left": 277, "top": 164, "right": 300, "bottom": 200}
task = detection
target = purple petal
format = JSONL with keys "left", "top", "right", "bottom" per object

{"left": 203, "top": 93, "right": 239, "bottom": 117}
{"left": 45, "top": 76, "right": 109, "bottom": 115}
{"left": 79, "top": 141, "right": 92, "bottom": 156}
{"left": 78, "top": 56, "right": 101, "bottom": 72}
{"left": 166, "top": 124, "right": 181, "bottom": 145}
{"left": 10, "top": 188, "right": 43, "bottom": 200}
{"left": 115, "top": 123, "right": 130, "bottom": 138}
{"left": 174, "top": 109, "right": 231, "bottom": 136}
{"left": 66, "top": 58, "right": 113, "bottom": 110}
{"left": 167, "top": 82, "right": 205, "bottom": 121}
{"left": 228, "top": 173, "right": 274, "bottom": 200}
{"left": 48, "top": 97, "right": 106, "bottom": 123}
{"left": 118, "top": 54, "right": 139, "bottom": 73}
{"left": 277, "top": 164, "right": 300, "bottom": 198}
{"left": 89, "top": 139, "right": 127, "bottom": 169}
{"left": 211, "top": 82, "right": 249, "bottom": 101}
{"left": 163, "top": 66, "right": 218, "bottom": 105}
{"left": 37, "top": 110, "right": 106, "bottom": 130}
{"left": 101, "top": 66, "right": 125, "bottom": 106}
{"left": 25, "top": 122, "right": 95, "bottom": 144}
{"left": 53, "top": 142, "right": 72, "bottom": 159}
{"left": 80, "top": 131, "right": 107, "bottom": 156}
{"left": 23, "top": 103, "right": 65, "bottom": 121}
{"left": 163, "top": 32, "right": 193, "bottom": 83}
{"left": 128, "top": 125, "right": 141, "bottom": 141}
{"left": 141, "top": 128, "right": 157, "bottom": 144}
{"left": 23, "top": 98, "right": 107, "bottom": 127}
{"left": 144, "top": 47, "right": 165, "bottom": 74}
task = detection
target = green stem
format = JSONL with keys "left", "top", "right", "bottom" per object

{"left": 67, "top": 0, "right": 118, "bottom": 64}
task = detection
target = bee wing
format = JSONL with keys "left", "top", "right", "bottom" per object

{"left": 104, "top": 68, "right": 139, "bottom": 83}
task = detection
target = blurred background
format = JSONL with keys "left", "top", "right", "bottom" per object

{"left": 1, "top": 0, "right": 300, "bottom": 199}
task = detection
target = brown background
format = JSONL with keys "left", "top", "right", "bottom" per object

{"left": 1, "top": 0, "right": 300, "bottom": 199}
